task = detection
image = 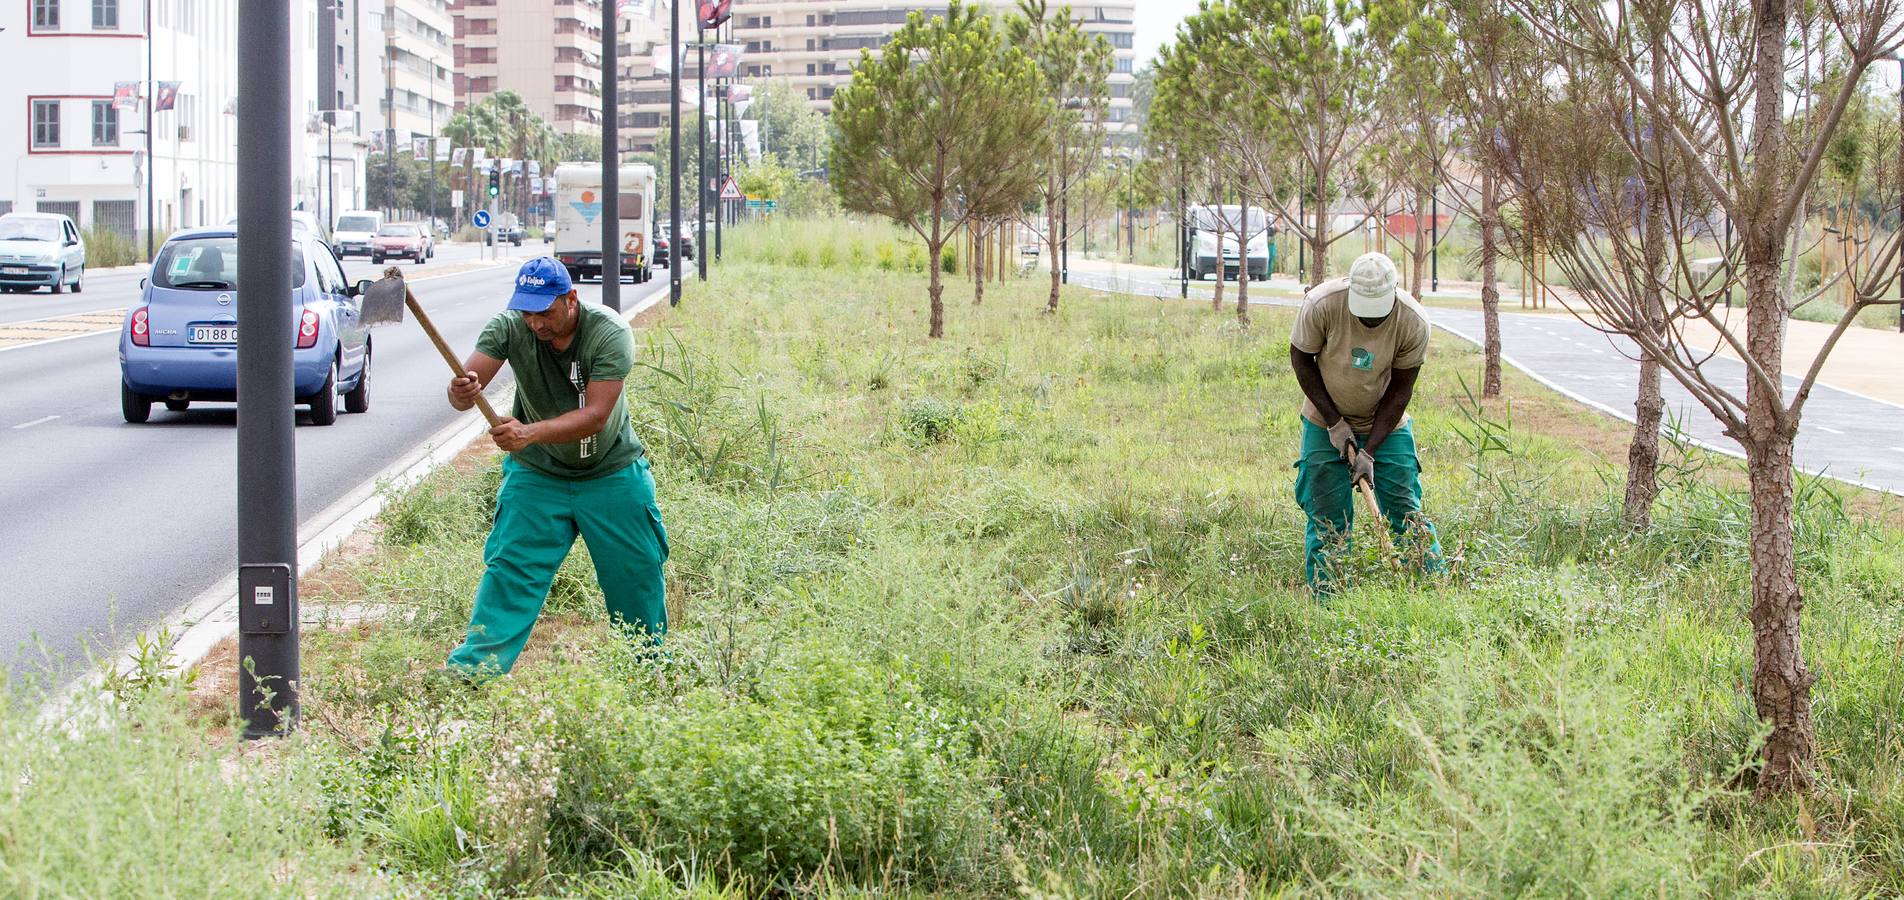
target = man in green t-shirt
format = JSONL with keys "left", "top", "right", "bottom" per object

{"left": 1288, "top": 252, "right": 1444, "bottom": 597}
{"left": 443, "top": 257, "right": 668, "bottom": 674}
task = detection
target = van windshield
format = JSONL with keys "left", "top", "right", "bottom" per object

{"left": 153, "top": 237, "right": 307, "bottom": 290}
{"left": 336, "top": 215, "right": 379, "bottom": 233}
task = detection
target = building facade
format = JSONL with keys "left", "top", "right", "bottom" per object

{"left": 614, "top": 0, "right": 1136, "bottom": 156}
{"left": 2, "top": 0, "right": 242, "bottom": 238}
{"left": 452, "top": 0, "right": 604, "bottom": 135}
{"left": 382, "top": 0, "right": 456, "bottom": 149}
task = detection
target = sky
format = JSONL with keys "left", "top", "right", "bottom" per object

{"left": 1132, "top": 0, "right": 1202, "bottom": 69}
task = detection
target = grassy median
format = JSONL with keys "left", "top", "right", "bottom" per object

{"left": 3, "top": 219, "right": 1901, "bottom": 897}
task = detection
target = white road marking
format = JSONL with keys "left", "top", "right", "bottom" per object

{"left": 1814, "top": 425, "right": 1843, "bottom": 435}
{"left": 11, "top": 414, "right": 59, "bottom": 430}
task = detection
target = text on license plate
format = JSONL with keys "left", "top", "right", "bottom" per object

{"left": 189, "top": 325, "right": 238, "bottom": 344}
{"left": 1, "top": 267, "right": 27, "bottom": 275}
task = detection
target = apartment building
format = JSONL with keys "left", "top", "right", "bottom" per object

{"left": 382, "top": 0, "right": 456, "bottom": 148}
{"left": 613, "top": 1, "right": 1137, "bottom": 156}
{"left": 2, "top": 0, "right": 246, "bottom": 236}
{"left": 452, "top": 0, "right": 604, "bottom": 135}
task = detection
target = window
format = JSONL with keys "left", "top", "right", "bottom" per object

{"left": 32, "top": 101, "right": 61, "bottom": 149}
{"left": 93, "top": 0, "right": 118, "bottom": 28}
{"left": 1107, "top": 32, "right": 1132, "bottom": 49}
{"left": 94, "top": 200, "right": 136, "bottom": 239}
{"left": 336, "top": 45, "right": 346, "bottom": 66}
{"left": 0, "top": 202, "right": 12, "bottom": 216}
{"left": 1115, "top": 58, "right": 1132, "bottom": 73}
{"left": 91, "top": 101, "right": 119, "bottom": 146}
{"left": 630, "top": 112, "right": 660, "bottom": 128}
{"left": 32, "top": 0, "right": 58, "bottom": 28}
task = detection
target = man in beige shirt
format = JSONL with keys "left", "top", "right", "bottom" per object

{"left": 1288, "top": 252, "right": 1444, "bottom": 597}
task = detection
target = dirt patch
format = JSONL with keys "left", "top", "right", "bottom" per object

{"left": 630, "top": 297, "right": 673, "bottom": 330}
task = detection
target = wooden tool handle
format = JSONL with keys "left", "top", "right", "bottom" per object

{"left": 1346, "top": 445, "right": 1400, "bottom": 562}
{"left": 404, "top": 287, "right": 501, "bottom": 427}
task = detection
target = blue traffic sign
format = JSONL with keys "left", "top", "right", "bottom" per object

{"left": 473, "top": 209, "right": 492, "bottom": 228}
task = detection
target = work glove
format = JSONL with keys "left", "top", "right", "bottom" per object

{"left": 1326, "top": 418, "right": 1356, "bottom": 460}
{"left": 1349, "top": 448, "right": 1375, "bottom": 486}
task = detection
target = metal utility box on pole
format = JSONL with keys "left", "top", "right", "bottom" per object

{"left": 236, "top": 0, "right": 299, "bottom": 739}
{"left": 669, "top": 1, "right": 682, "bottom": 306}
{"left": 601, "top": 0, "right": 621, "bottom": 311}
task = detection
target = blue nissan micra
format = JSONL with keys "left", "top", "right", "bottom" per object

{"left": 119, "top": 227, "right": 372, "bottom": 425}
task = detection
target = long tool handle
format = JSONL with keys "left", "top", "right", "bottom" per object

{"left": 1346, "top": 444, "right": 1400, "bottom": 563}
{"left": 405, "top": 287, "right": 501, "bottom": 427}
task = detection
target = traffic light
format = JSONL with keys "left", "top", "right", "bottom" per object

{"left": 486, "top": 168, "right": 500, "bottom": 199}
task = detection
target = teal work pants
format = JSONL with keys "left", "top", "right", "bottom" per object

{"left": 1293, "top": 419, "right": 1443, "bottom": 596}
{"left": 448, "top": 456, "right": 669, "bottom": 675}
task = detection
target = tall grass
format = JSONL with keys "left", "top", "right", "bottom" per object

{"left": 7, "top": 225, "right": 1902, "bottom": 895}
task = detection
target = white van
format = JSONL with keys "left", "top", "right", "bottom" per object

{"left": 553, "top": 162, "right": 656, "bottom": 283}
{"left": 332, "top": 210, "right": 384, "bottom": 258}
{"left": 1188, "top": 204, "right": 1272, "bottom": 282}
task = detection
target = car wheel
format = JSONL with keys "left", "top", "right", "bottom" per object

{"left": 71, "top": 266, "right": 83, "bottom": 293}
{"left": 372, "top": 255, "right": 385, "bottom": 264}
{"left": 122, "top": 383, "right": 152, "bottom": 423}
{"left": 307, "top": 358, "right": 339, "bottom": 426}
{"left": 164, "top": 398, "right": 190, "bottom": 412}
{"left": 415, "top": 253, "right": 426, "bottom": 265}
{"left": 50, "top": 266, "right": 66, "bottom": 294}
{"left": 344, "top": 345, "right": 371, "bottom": 414}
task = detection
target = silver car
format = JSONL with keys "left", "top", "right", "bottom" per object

{"left": 0, "top": 213, "right": 86, "bottom": 294}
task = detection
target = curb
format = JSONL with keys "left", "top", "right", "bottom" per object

{"left": 51, "top": 280, "right": 672, "bottom": 718}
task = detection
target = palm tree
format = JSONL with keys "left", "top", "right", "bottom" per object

{"left": 483, "top": 91, "right": 536, "bottom": 222}
{"left": 442, "top": 106, "right": 499, "bottom": 225}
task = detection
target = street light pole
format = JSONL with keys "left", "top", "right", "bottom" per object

{"left": 601, "top": 0, "right": 620, "bottom": 311}
{"left": 235, "top": 0, "right": 299, "bottom": 739}
{"left": 145, "top": 4, "right": 155, "bottom": 261}
{"left": 696, "top": 28, "right": 707, "bottom": 282}
{"left": 669, "top": 0, "right": 681, "bottom": 306}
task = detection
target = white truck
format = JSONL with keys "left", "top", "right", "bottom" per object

{"left": 553, "top": 162, "right": 656, "bottom": 284}
{"left": 332, "top": 209, "right": 384, "bottom": 258}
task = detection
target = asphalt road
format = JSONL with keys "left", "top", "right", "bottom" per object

{"left": 1067, "top": 267, "right": 1904, "bottom": 496}
{"left": 0, "top": 240, "right": 667, "bottom": 685}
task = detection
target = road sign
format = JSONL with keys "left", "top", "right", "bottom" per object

{"left": 719, "top": 176, "right": 743, "bottom": 201}
{"left": 745, "top": 198, "right": 776, "bottom": 210}
{"left": 473, "top": 209, "right": 492, "bottom": 228}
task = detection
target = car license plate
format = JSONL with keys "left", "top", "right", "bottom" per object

{"left": 189, "top": 325, "right": 238, "bottom": 344}
{"left": 1, "top": 267, "right": 27, "bottom": 275}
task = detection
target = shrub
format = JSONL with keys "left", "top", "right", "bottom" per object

{"left": 897, "top": 395, "right": 961, "bottom": 445}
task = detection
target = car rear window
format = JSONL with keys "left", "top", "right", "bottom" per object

{"left": 153, "top": 237, "right": 306, "bottom": 290}
{"left": 336, "top": 216, "right": 379, "bottom": 232}
{"left": 379, "top": 225, "right": 419, "bottom": 237}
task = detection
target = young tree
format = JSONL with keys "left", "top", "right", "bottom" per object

{"left": 1008, "top": 0, "right": 1113, "bottom": 314}
{"left": 831, "top": 0, "right": 1049, "bottom": 337}
{"left": 742, "top": 79, "right": 831, "bottom": 173}
{"left": 1503, "top": 0, "right": 1904, "bottom": 793}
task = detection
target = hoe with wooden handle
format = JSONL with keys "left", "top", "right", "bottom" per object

{"left": 358, "top": 268, "right": 502, "bottom": 427}
{"left": 1344, "top": 443, "right": 1399, "bottom": 564}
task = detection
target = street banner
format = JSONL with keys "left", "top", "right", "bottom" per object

{"left": 707, "top": 43, "right": 744, "bottom": 79}
{"left": 452, "top": 147, "right": 468, "bottom": 167}
{"left": 529, "top": 160, "right": 541, "bottom": 177}
{"left": 679, "top": 86, "right": 703, "bottom": 109}
{"left": 412, "top": 137, "right": 431, "bottom": 159}
{"left": 739, "top": 120, "right": 760, "bottom": 163}
{"left": 619, "top": 0, "right": 649, "bottom": 16}
{"left": 112, "top": 82, "right": 140, "bottom": 111}
{"left": 652, "top": 44, "right": 676, "bottom": 74}
{"left": 697, "top": 0, "right": 732, "bottom": 29}
{"left": 154, "top": 81, "right": 181, "bottom": 112}
{"left": 728, "top": 84, "right": 753, "bottom": 103}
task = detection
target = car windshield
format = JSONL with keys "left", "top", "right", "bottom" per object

{"left": 379, "top": 225, "right": 419, "bottom": 237}
{"left": 153, "top": 237, "right": 306, "bottom": 290}
{"left": 336, "top": 216, "right": 378, "bottom": 232}
{"left": 0, "top": 218, "right": 62, "bottom": 242}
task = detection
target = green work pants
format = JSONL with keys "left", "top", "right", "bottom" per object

{"left": 1293, "top": 418, "right": 1443, "bottom": 597}
{"left": 448, "top": 456, "right": 669, "bottom": 675}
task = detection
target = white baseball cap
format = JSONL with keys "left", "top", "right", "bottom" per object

{"left": 1346, "top": 252, "right": 1399, "bottom": 318}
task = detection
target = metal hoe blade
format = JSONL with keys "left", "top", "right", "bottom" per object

{"left": 358, "top": 268, "right": 410, "bottom": 327}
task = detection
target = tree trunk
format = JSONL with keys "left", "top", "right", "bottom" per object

{"left": 1045, "top": 182, "right": 1062, "bottom": 313}
{"left": 973, "top": 221, "right": 986, "bottom": 306}
{"left": 1311, "top": 175, "right": 1328, "bottom": 284}
{"left": 928, "top": 200, "right": 946, "bottom": 339}
{"left": 1479, "top": 160, "right": 1503, "bottom": 398}
{"left": 1624, "top": 41, "right": 1669, "bottom": 531}
{"left": 1235, "top": 184, "right": 1251, "bottom": 327}
{"left": 1212, "top": 223, "right": 1226, "bottom": 311}
{"left": 1410, "top": 185, "right": 1429, "bottom": 298}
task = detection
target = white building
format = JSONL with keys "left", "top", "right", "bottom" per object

{"left": 1, "top": 0, "right": 240, "bottom": 240}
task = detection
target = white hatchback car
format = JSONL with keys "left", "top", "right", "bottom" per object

{"left": 0, "top": 212, "right": 86, "bottom": 294}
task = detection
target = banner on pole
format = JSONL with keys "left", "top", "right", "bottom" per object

{"left": 697, "top": 0, "right": 732, "bottom": 29}
{"left": 154, "top": 81, "right": 181, "bottom": 112}
{"left": 112, "top": 82, "right": 140, "bottom": 111}
{"left": 652, "top": 44, "right": 677, "bottom": 74}
{"left": 411, "top": 137, "right": 431, "bottom": 159}
{"left": 706, "top": 43, "right": 744, "bottom": 79}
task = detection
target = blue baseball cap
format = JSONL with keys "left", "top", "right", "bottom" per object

{"left": 507, "top": 257, "right": 573, "bottom": 312}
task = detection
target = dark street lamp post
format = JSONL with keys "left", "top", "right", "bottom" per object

{"left": 601, "top": 0, "right": 620, "bottom": 311}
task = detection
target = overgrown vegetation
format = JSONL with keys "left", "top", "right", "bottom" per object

{"left": 4, "top": 219, "right": 1901, "bottom": 895}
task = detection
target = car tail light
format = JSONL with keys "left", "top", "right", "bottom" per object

{"left": 296, "top": 308, "right": 320, "bottom": 349}
{"left": 130, "top": 306, "right": 150, "bottom": 347}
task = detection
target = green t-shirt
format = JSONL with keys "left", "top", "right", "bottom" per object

{"left": 476, "top": 302, "right": 641, "bottom": 480}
